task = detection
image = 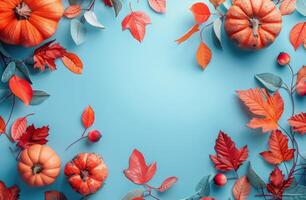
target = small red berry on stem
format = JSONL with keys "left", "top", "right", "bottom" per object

{"left": 88, "top": 130, "right": 102, "bottom": 142}
{"left": 277, "top": 52, "right": 290, "bottom": 66}
{"left": 213, "top": 173, "right": 227, "bottom": 186}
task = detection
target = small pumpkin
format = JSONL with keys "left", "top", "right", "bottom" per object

{"left": 18, "top": 144, "right": 61, "bottom": 187}
{"left": 225, "top": 0, "right": 282, "bottom": 49}
{"left": 64, "top": 153, "right": 108, "bottom": 196}
{"left": 0, "top": 0, "right": 64, "bottom": 47}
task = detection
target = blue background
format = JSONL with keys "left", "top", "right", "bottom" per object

{"left": 0, "top": 0, "right": 306, "bottom": 199}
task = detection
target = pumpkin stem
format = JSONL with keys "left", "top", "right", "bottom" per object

{"left": 32, "top": 164, "right": 43, "bottom": 174}
{"left": 80, "top": 170, "right": 89, "bottom": 181}
{"left": 249, "top": 18, "right": 260, "bottom": 38}
{"left": 15, "top": 2, "right": 32, "bottom": 20}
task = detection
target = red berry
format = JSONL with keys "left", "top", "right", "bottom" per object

{"left": 277, "top": 52, "right": 290, "bottom": 66}
{"left": 88, "top": 130, "right": 102, "bottom": 142}
{"left": 201, "top": 198, "right": 215, "bottom": 200}
{"left": 213, "top": 173, "right": 227, "bottom": 186}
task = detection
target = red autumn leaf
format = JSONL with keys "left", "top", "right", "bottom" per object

{"left": 176, "top": 24, "right": 200, "bottom": 44}
{"left": 103, "top": 0, "right": 113, "bottom": 7}
{"left": 122, "top": 11, "right": 151, "bottom": 42}
{"left": 209, "top": 0, "right": 226, "bottom": 9}
{"left": 237, "top": 88, "right": 284, "bottom": 132}
{"left": 288, "top": 112, "right": 306, "bottom": 135}
{"left": 280, "top": 0, "right": 296, "bottom": 15}
{"left": 0, "top": 116, "right": 5, "bottom": 134}
{"left": 16, "top": 124, "right": 49, "bottom": 149}
{"left": 124, "top": 149, "right": 157, "bottom": 185}
{"left": 0, "top": 181, "right": 20, "bottom": 200}
{"left": 148, "top": 0, "right": 166, "bottom": 13}
{"left": 64, "top": 5, "right": 82, "bottom": 19}
{"left": 61, "top": 52, "right": 83, "bottom": 74}
{"left": 260, "top": 130, "right": 295, "bottom": 165}
{"left": 82, "top": 106, "right": 95, "bottom": 128}
{"left": 210, "top": 131, "right": 248, "bottom": 171}
{"left": 296, "top": 66, "right": 306, "bottom": 96}
{"left": 158, "top": 176, "right": 178, "bottom": 192}
{"left": 11, "top": 115, "right": 30, "bottom": 141}
{"left": 196, "top": 42, "right": 212, "bottom": 70}
{"left": 9, "top": 75, "right": 33, "bottom": 106}
{"left": 45, "top": 190, "right": 67, "bottom": 200}
{"left": 33, "top": 40, "right": 67, "bottom": 71}
{"left": 267, "top": 167, "right": 293, "bottom": 199}
{"left": 190, "top": 2, "right": 211, "bottom": 24}
{"left": 290, "top": 22, "right": 306, "bottom": 50}
{"left": 232, "top": 176, "right": 251, "bottom": 200}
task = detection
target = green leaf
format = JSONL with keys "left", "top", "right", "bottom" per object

{"left": 296, "top": 0, "right": 306, "bottom": 16}
{"left": 0, "top": 43, "right": 10, "bottom": 57}
{"left": 84, "top": 11, "right": 105, "bottom": 29}
{"left": 1, "top": 62, "right": 16, "bottom": 83}
{"left": 255, "top": 73, "right": 283, "bottom": 92}
{"left": 246, "top": 163, "right": 266, "bottom": 191}
{"left": 68, "top": 0, "right": 83, "bottom": 5}
{"left": 110, "top": 0, "right": 122, "bottom": 17}
{"left": 283, "top": 184, "right": 306, "bottom": 199}
{"left": 71, "top": 19, "right": 87, "bottom": 45}
{"left": 122, "top": 189, "right": 144, "bottom": 200}
{"left": 16, "top": 61, "right": 32, "bottom": 84}
{"left": 195, "top": 175, "right": 211, "bottom": 197}
{"left": 212, "top": 18, "right": 223, "bottom": 49}
{"left": 30, "top": 90, "right": 50, "bottom": 105}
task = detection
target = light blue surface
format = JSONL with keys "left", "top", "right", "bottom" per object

{"left": 0, "top": 0, "right": 306, "bottom": 199}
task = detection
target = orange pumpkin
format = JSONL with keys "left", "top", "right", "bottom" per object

{"left": 0, "top": 0, "right": 64, "bottom": 47}
{"left": 18, "top": 144, "right": 61, "bottom": 187}
{"left": 64, "top": 153, "right": 108, "bottom": 196}
{"left": 225, "top": 0, "right": 282, "bottom": 49}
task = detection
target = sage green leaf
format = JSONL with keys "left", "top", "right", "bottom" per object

{"left": 71, "top": 19, "right": 87, "bottom": 45}
{"left": 246, "top": 163, "right": 266, "bottom": 191}
{"left": 212, "top": 18, "right": 223, "bottom": 49}
{"left": 30, "top": 90, "right": 50, "bottom": 105}
{"left": 110, "top": 0, "right": 122, "bottom": 17}
{"left": 296, "top": 0, "right": 306, "bottom": 16}
{"left": 122, "top": 189, "right": 144, "bottom": 200}
{"left": 84, "top": 11, "right": 105, "bottom": 29}
{"left": 195, "top": 175, "right": 211, "bottom": 197}
{"left": 2, "top": 62, "right": 16, "bottom": 83}
{"left": 0, "top": 43, "right": 10, "bottom": 57}
{"left": 16, "top": 62, "right": 32, "bottom": 84}
{"left": 255, "top": 73, "right": 283, "bottom": 92}
{"left": 283, "top": 184, "right": 306, "bottom": 199}
{"left": 69, "top": 0, "right": 83, "bottom": 5}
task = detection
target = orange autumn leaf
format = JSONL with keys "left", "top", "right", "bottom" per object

{"left": 0, "top": 116, "right": 5, "bottom": 134}
{"left": 61, "top": 52, "right": 83, "bottom": 74}
{"left": 288, "top": 112, "right": 306, "bottom": 135}
{"left": 233, "top": 176, "right": 251, "bottom": 200}
{"left": 176, "top": 24, "right": 199, "bottom": 44}
{"left": 9, "top": 75, "right": 33, "bottom": 106}
{"left": 290, "top": 22, "right": 306, "bottom": 50}
{"left": 190, "top": 2, "right": 211, "bottom": 24}
{"left": 260, "top": 130, "right": 294, "bottom": 165}
{"left": 64, "top": 5, "right": 82, "bottom": 19}
{"left": 209, "top": 0, "right": 226, "bottom": 9}
{"left": 280, "top": 0, "right": 296, "bottom": 15}
{"left": 196, "top": 42, "right": 212, "bottom": 70}
{"left": 82, "top": 106, "right": 95, "bottom": 128}
{"left": 237, "top": 88, "right": 284, "bottom": 132}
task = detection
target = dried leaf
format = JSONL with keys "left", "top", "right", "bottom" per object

{"left": 158, "top": 177, "right": 178, "bottom": 192}
{"left": 122, "top": 11, "right": 151, "bottom": 42}
{"left": 82, "top": 106, "right": 95, "bottom": 128}
{"left": 9, "top": 75, "right": 33, "bottom": 106}
{"left": 124, "top": 149, "right": 157, "bottom": 185}
{"left": 289, "top": 22, "right": 306, "bottom": 50}
{"left": 237, "top": 88, "right": 284, "bottom": 132}
{"left": 61, "top": 52, "right": 83, "bottom": 74}
{"left": 280, "top": 0, "right": 297, "bottom": 15}
{"left": 196, "top": 42, "right": 212, "bottom": 70}
{"left": 210, "top": 131, "right": 248, "bottom": 171}
{"left": 64, "top": 5, "right": 82, "bottom": 19}
{"left": 233, "top": 176, "right": 251, "bottom": 200}
{"left": 17, "top": 124, "right": 49, "bottom": 149}
{"left": 0, "top": 181, "right": 20, "bottom": 200}
{"left": 190, "top": 2, "right": 211, "bottom": 24}
{"left": 148, "top": 0, "right": 166, "bottom": 13}
{"left": 288, "top": 112, "right": 306, "bottom": 135}
{"left": 176, "top": 24, "right": 199, "bottom": 44}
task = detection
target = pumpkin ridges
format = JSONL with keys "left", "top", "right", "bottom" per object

{"left": 31, "top": 4, "right": 64, "bottom": 19}
{"left": 236, "top": 0, "right": 253, "bottom": 17}
{"left": 225, "top": 19, "right": 249, "bottom": 35}
{"left": 29, "top": 15, "right": 58, "bottom": 37}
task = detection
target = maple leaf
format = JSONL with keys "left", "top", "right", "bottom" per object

{"left": 124, "top": 149, "right": 157, "bottom": 185}
{"left": 267, "top": 167, "right": 293, "bottom": 199}
{"left": 64, "top": 5, "right": 82, "bottom": 19}
{"left": 82, "top": 106, "right": 95, "bottom": 128}
{"left": 176, "top": 24, "right": 199, "bottom": 44}
{"left": 190, "top": 2, "right": 211, "bottom": 24}
{"left": 9, "top": 75, "right": 33, "bottom": 106}
{"left": 16, "top": 124, "right": 49, "bottom": 149}
{"left": 289, "top": 22, "right": 306, "bottom": 50}
{"left": 280, "top": 0, "right": 296, "bottom": 15}
{"left": 237, "top": 88, "right": 284, "bottom": 132}
{"left": 148, "top": 0, "right": 166, "bottom": 13}
{"left": 209, "top": 0, "right": 226, "bottom": 9}
{"left": 122, "top": 11, "right": 151, "bottom": 42}
{"left": 232, "top": 176, "right": 251, "bottom": 200}
{"left": 210, "top": 131, "right": 248, "bottom": 171}
{"left": 0, "top": 181, "right": 19, "bottom": 200}
{"left": 197, "top": 42, "right": 212, "bottom": 70}
{"left": 260, "top": 130, "right": 295, "bottom": 165}
{"left": 33, "top": 40, "right": 66, "bottom": 71}
{"left": 157, "top": 176, "right": 178, "bottom": 192}
{"left": 288, "top": 112, "right": 306, "bottom": 135}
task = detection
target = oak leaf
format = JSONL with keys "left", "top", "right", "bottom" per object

{"left": 232, "top": 176, "right": 251, "bottom": 200}
{"left": 288, "top": 112, "right": 306, "bottom": 135}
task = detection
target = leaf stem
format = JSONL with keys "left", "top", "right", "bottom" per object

{"left": 65, "top": 136, "right": 87, "bottom": 151}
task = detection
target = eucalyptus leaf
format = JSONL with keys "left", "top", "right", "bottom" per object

{"left": 84, "top": 11, "right": 105, "bottom": 29}
{"left": 122, "top": 189, "right": 144, "bottom": 200}
{"left": 16, "top": 61, "right": 32, "bottom": 84}
{"left": 195, "top": 175, "right": 211, "bottom": 197}
{"left": 255, "top": 73, "right": 283, "bottom": 92}
{"left": 71, "top": 19, "right": 87, "bottom": 45}
{"left": 296, "top": 0, "right": 306, "bottom": 16}
{"left": 1, "top": 62, "right": 16, "bottom": 83}
{"left": 283, "top": 184, "right": 306, "bottom": 199}
{"left": 110, "top": 0, "right": 122, "bottom": 17}
{"left": 69, "top": 0, "right": 83, "bottom": 5}
{"left": 212, "top": 18, "right": 223, "bottom": 49}
{"left": 0, "top": 43, "right": 10, "bottom": 57}
{"left": 246, "top": 163, "right": 266, "bottom": 191}
{"left": 30, "top": 90, "right": 50, "bottom": 105}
